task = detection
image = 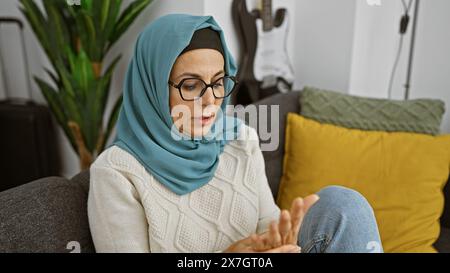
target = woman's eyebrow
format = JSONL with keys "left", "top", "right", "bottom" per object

{"left": 175, "top": 70, "right": 225, "bottom": 80}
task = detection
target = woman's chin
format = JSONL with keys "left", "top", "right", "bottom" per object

{"left": 191, "top": 124, "right": 213, "bottom": 138}
{"left": 188, "top": 117, "right": 216, "bottom": 137}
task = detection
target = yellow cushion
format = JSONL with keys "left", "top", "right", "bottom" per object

{"left": 277, "top": 113, "right": 450, "bottom": 253}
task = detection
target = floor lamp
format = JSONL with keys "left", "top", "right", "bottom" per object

{"left": 404, "top": 0, "right": 420, "bottom": 100}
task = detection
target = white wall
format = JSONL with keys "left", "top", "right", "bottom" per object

{"left": 349, "top": 0, "right": 412, "bottom": 99}
{"left": 1, "top": 0, "right": 448, "bottom": 177}
{"left": 0, "top": 0, "right": 47, "bottom": 102}
{"left": 0, "top": 0, "right": 205, "bottom": 177}
{"left": 349, "top": 0, "right": 450, "bottom": 133}
{"left": 294, "top": 0, "right": 356, "bottom": 92}
{"left": 204, "top": 0, "right": 297, "bottom": 85}
{"left": 410, "top": 0, "right": 450, "bottom": 133}
{"left": 205, "top": 0, "right": 358, "bottom": 92}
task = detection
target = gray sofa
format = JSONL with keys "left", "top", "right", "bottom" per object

{"left": 0, "top": 91, "right": 449, "bottom": 253}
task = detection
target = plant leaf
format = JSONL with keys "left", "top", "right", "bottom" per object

{"left": 81, "top": 0, "right": 93, "bottom": 12}
{"left": 35, "top": 76, "right": 78, "bottom": 153}
{"left": 101, "top": 94, "right": 123, "bottom": 152}
{"left": 75, "top": 10, "right": 97, "bottom": 59}
{"left": 98, "top": 55, "right": 121, "bottom": 114}
{"left": 44, "top": 67, "right": 59, "bottom": 84}
{"left": 19, "top": 1, "right": 51, "bottom": 59}
{"left": 44, "top": 2, "right": 71, "bottom": 58}
{"left": 108, "top": 0, "right": 152, "bottom": 49}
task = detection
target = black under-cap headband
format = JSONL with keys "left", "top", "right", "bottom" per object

{"left": 180, "top": 27, "right": 225, "bottom": 57}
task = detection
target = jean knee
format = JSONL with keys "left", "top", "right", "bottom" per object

{"left": 301, "top": 186, "right": 382, "bottom": 253}
{"left": 316, "top": 185, "right": 374, "bottom": 217}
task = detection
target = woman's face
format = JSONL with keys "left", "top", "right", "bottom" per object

{"left": 169, "top": 48, "right": 225, "bottom": 138}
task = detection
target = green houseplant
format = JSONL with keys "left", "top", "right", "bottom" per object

{"left": 20, "top": 0, "right": 152, "bottom": 170}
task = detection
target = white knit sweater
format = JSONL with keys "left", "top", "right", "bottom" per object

{"left": 87, "top": 124, "right": 280, "bottom": 253}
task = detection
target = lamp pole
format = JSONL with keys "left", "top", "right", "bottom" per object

{"left": 404, "top": 0, "right": 420, "bottom": 100}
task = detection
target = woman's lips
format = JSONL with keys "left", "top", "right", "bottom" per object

{"left": 193, "top": 114, "right": 215, "bottom": 126}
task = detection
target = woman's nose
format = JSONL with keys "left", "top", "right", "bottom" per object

{"left": 202, "top": 86, "right": 216, "bottom": 105}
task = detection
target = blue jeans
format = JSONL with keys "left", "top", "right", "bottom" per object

{"left": 297, "top": 186, "right": 383, "bottom": 253}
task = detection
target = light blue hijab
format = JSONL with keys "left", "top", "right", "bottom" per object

{"left": 111, "top": 14, "right": 242, "bottom": 195}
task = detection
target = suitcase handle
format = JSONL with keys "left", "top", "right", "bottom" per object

{"left": 0, "top": 18, "right": 24, "bottom": 29}
{"left": 0, "top": 17, "right": 33, "bottom": 101}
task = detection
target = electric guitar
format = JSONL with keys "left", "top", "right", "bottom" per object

{"left": 232, "top": 0, "right": 294, "bottom": 105}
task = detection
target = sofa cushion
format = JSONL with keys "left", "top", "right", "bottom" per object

{"left": 0, "top": 176, "right": 95, "bottom": 253}
{"left": 278, "top": 113, "right": 450, "bottom": 252}
{"left": 300, "top": 86, "right": 445, "bottom": 135}
{"left": 71, "top": 169, "right": 90, "bottom": 194}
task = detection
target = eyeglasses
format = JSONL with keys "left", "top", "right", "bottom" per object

{"left": 168, "top": 75, "right": 238, "bottom": 101}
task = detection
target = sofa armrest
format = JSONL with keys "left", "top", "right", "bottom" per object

{"left": 435, "top": 227, "right": 450, "bottom": 253}
{"left": 0, "top": 176, "right": 95, "bottom": 253}
{"left": 442, "top": 176, "right": 450, "bottom": 229}
{"left": 251, "top": 91, "right": 301, "bottom": 199}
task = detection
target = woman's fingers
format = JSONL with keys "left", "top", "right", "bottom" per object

{"left": 228, "top": 234, "right": 302, "bottom": 253}
{"left": 296, "top": 194, "right": 320, "bottom": 231}
{"left": 250, "top": 234, "right": 265, "bottom": 251}
{"left": 288, "top": 194, "right": 320, "bottom": 244}
{"left": 279, "top": 210, "right": 292, "bottom": 244}
{"left": 251, "top": 195, "right": 320, "bottom": 251}
{"left": 288, "top": 198, "right": 304, "bottom": 244}
{"left": 290, "top": 198, "right": 304, "bottom": 231}
{"left": 262, "top": 244, "right": 301, "bottom": 253}
{"left": 268, "top": 220, "right": 282, "bottom": 248}
{"left": 303, "top": 194, "right": 320, "bottom": 212}
{"left": 249, "top": 221, "right": 283, "bottom": 252}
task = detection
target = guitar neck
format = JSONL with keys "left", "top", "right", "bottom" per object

{"left": 261, "top": 0, "right": 273, "bottom": 31}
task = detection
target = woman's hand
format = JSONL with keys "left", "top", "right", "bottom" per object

{"left": 251, "top": 194, "right": 320, "bottom": 252}
{"left": 224, "top": 194, "right": 319, "bottom": 253}
{"left": 223, "top": 235, "right": 300, "bottom": 253}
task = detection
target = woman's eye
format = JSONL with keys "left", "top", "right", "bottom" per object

{"left": 213, "top": 83, "right": 223, "bottom": 89}
{"left": 184, "top": 84, "right": 197, "bottom": 91}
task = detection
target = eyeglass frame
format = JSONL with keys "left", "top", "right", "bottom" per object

{"left": 168, "top": 75, "right": 239, "bottom": 101}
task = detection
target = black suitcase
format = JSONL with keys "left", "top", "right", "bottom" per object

{"left": 0, "top": 17, "right": 60, "bottom": 192}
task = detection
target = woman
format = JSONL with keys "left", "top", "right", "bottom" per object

{"left": 88, "top": 14, "right": 383, "bottom": 253}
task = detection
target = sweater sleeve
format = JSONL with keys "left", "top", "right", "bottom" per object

{"left": 248, "top": 127, "right": 281, "bottom": 234}
{"left": 87, "top": 165, "right": 150, "bottom": 253}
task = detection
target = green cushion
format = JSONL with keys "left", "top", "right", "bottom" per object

{"left": 299, "top": 86, "right": 445, "bottom": 135}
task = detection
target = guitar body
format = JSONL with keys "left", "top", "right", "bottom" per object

{"left": 232, "top": 0, "right": 260, "bottom": 105}
{"left": 232, "top": 0, "right": 294, "bottom": 105}
{"left": 254, "top": 10, "right": 294, "bottom": 91}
